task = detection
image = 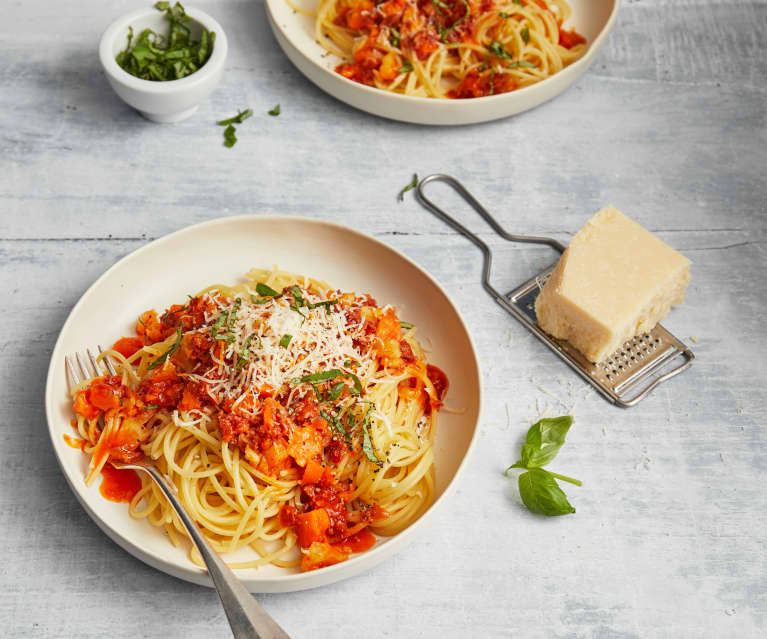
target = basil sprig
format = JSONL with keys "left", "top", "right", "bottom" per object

{"left": 361, "top": 407, "right": 382, "bottom": 466}
{"left": 505, "top": 416, "right": 581, "bottom": 516}
{"left": 147, "top": 326, "right": 183, "bottom": 370}
{"left": 398, "top": 174, "right": 418, "bottom": 201}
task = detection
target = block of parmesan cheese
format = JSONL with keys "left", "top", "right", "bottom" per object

{"left": 534, "top": 206, "right": 691, "bottom": 363}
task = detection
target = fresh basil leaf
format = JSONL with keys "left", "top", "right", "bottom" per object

{"left": 520, "top": 416, "right": 573, "bottom": 468}
{"left": 147, "top": 326, "right": 183, "bottom": 370}
{"left": 499, "top": 11, "right": 509, "bottom": 18}
{"left": 279, "top": 334, "right": 292, "bottom": 348}
{"left": 268, "top": 104, "right": 280, "bottom": 116}
{"left": 489, "top": 40, "right": 512, "bottom": 60}
{"left": 398, "top": 61, "right": 413, "bottom": 73}
{"left": 289, "top": 285, "right": 305, "bottom": 307}
{"left": 256, "top": 282, "right": 281, "bottom": 297}
{"left": 250, "top": 295, "right": 271, "bottom": 305}
{"left": 521, "top": 26, "right": 530, "bottom": 44}
{"left": 400, "top": 321, "right": 414, "bottom": 330}
{"left": 508, "top": 60, "right": 537, "bottom": 68}
{"left": 347, "top": 372, "right": 363, "bottom": 395}
{"left": 518, "top": 468, "right": 575, "bottom": 516}
{"left": 398, "top": 174, "right": 418, "bottom": 202}
{"left": 144, "top": 404, "right": 159, "bottom": 410}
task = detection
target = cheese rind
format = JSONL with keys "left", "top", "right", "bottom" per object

{"left": 534, "top": 206, "right": 691, "bottom": 363}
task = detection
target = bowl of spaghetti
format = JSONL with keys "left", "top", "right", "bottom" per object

{"left": 45, "top": 216, "right": 481, "bottom": 592}
{"left": 266, "top": 0, "right": 619, "bottom": 124}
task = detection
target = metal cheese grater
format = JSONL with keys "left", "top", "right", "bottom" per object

{"left": 415, "top": 174, "right": 694, "bottom": 408}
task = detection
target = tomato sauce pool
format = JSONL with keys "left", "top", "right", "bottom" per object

{"left": 100, "top": 464, "right": 142, "bottom": 503}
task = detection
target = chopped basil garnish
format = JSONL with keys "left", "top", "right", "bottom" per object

{"left": 507, "top": 60, "right": 536, "bottom": 68}
{"left": 147, "top": 326, "right": 183, "bottom": 370}
{"left": 399, "top": 61, "right": 413, "bottom": 73}
{"left": 236, "top": 333, "right": 257, "bottom": 370}
{"left": 398, "top": 174, "right": 418, "bottom": 202}
{"left": 321, "top": 410, "right": 351, "bottom": 444}
{"left": 389, "top": 27, "right": 401, "bottom": 48}
{"left": 250, "top": 295, "right": 271, "bottom": 305}
{"left": 489, "top": 40, "right": 512, "bottom": 60}
{"left": 328, "top": 381, "right": 345, "bottom": 401}
{"left": 210, "top": 309, "right": 229, "bottom": 339}
{"left": 268, "top": 104, "right": 280, "bottom": 116}
{"left": 279, "top": 334, "right": 293, "bottom": 348}
{"left": 499, "top": 11, "right": 510, "bottom": 18}
{"left": 115, "top": 2, "right": 215, "bottom": 82}
{"left": 361, "top": 407, "right": 382, "bottom": 466}
{"left": 292, "top": 369, "right": 344, "bottom": 384}
{"left": 521, "top": 26, "right": 530, "bottom": 44}
{"left": 400, "top": 321, "right": 414, "bottom": 330}
{"left": 228, "top": 298, "right": 241, "bottom": 329}
{"left": 256, "top": 282, "right": 281, "bottom": 297}
{"left": 144, "top": 404, "right": 159, "bottom": 410}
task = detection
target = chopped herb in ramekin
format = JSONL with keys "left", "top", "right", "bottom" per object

{"left": 116, "top": 2, "right": 215, "bottom": 81}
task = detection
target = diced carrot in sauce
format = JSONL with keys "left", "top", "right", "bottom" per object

{"left": 302, "top": 459, "right": 325, "bottom": 486}
{"left": 112, "top": 336, "right": 144, "bottom": 359}
{"left": 301, "top": 541, "right": 350, "bottom": 572}
{"left": 379, "top": 52, "right": 398, "bottom": 81}
{"left": 295, "top": 508, "right": 331, "bottom": 548}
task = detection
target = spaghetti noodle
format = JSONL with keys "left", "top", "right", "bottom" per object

{"left": 68, "top": 269, "right": 447, "bottom": 572}
{"left": 315, "top": 0, "right": 587, "bottom": 98}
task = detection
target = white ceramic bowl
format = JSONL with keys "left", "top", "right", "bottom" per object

{"left": 45, "top": 215, "right": 482, "bottom": 593}
{"left": 99, "top": 6, "right": 228, "bottom": 123}
{"left": 266, "top": 0, "right": 619, "bottom": 125}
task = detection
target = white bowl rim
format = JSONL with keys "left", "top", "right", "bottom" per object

{"left": 265, "top": 0, "right": 621, "bottom": 107}
{"left": 44, "top": 214, "right": 483, "bottom": 590}
{"left": 98, "top": 5, "right": 229, "bottom": 94}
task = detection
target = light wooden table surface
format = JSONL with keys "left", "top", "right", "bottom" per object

{"left": 2, "top": 0, "right": 765, "bottom": 637}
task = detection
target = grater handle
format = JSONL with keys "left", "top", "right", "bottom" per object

{"left": 415, "top": 174, "right": 565, "bottom": 315}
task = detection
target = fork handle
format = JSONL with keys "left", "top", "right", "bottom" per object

{"left": 137, "top": 462, "right": 291, "bottom": 639}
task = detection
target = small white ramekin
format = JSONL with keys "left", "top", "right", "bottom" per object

{"left": 99, "top": 6, "right": 228, "bottom": 123}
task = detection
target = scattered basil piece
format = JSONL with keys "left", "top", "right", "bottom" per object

{"left": 398, "top": 174, "right": 418, "bottom": 202}
{"left": 147, "top": 326, "right": 183, "bottom": 370}
{"left": 256, "top": 282, "right": 281, "bottom": 297}
{"left": 399, "top": 61, "right": 413, "bottom": 73}
{"left": 250, "top": 295, "right": 271, "bottom": 305}
{"left": 400, "top": 321, "right": 414, "bottom": 330}
{"left": 279, "top": 334, "right": 293, "bottom": 348}
{"left": 438, "top": 25, "right": 449, "bottom": 42}
{"left": 508, "top": 60, "right": 536, "bottom": 68}
{"left": 512, "top": 0, "right": 524, "bottom": 5}
{"left": 518, "top": 468, "right": 575, "bottom": 516}
{"left": 144, "top": 404, "right": 159, "bottom": 410}
{"left": 223, "top": 124, "right": 237, "bottom": 148}
{"left": 505, "top": 415, "right": 580, "bottom": 516}
{"left": 217, "top": 109, "right": 253, "bottom": 126}
{"left": 347, "top": 372, "right": 363, "bottom": 395}
{"left": 268, "top": 104, "right": 281, "bottom": 116}
{"left": 521, "top": 26, "right": 530, "bottom": 44}
{"left": 115, "top": 2, "right": 215, "bottom": 82}
{"left": 499, "top": 11, "right": 510, "bottom": 18}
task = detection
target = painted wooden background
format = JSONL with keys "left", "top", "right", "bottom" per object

{"left": 1, "top": 0, "right": 765, "bottom": 637}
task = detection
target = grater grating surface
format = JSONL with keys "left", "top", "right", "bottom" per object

{"left": 415, "top": 174, "right": 694, "bottom": 408}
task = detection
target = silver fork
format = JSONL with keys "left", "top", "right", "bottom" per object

{"left": 66, "top": 348, "right": 291, "bottom": 639}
